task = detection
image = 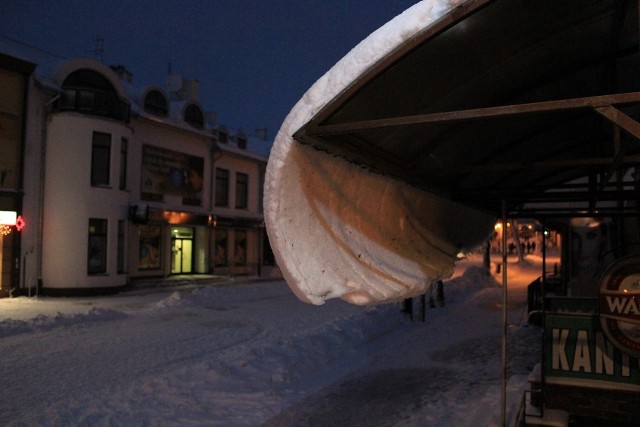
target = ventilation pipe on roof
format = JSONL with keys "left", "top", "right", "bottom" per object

{"left": 179, "top": 79, "right": 199, "bottom": 101}
{"left": 165, "top": 74, "right": 182, "bottom": 93}
{"left": 254, "top": 128, "right": 269, "bottom": 141}
{"left": 110, "top": 65, "right": 133, "bottom": 83}
{"left": 206, "top": 111, "right": 218, "bottom": 128}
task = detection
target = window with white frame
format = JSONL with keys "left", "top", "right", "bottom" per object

{"left": 91, "top": 131, "right": 111, "bottom": 187}
{"left": 88, "top": 218, "right": 108, "bottom": 274}
{"left": 119, "top": 137, "right": 128, "bottom": 190}
{"left": 215, "top": 168, "right": 229, "bottom": 207}
{"left": 235, "top": 172, "right": 248, "bottom": 209}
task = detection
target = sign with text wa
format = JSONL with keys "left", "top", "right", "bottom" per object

{"left": 545, "top": 312, "right": 640, "bottom": 391}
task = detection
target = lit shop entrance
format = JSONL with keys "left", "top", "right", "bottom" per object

{"left": 171, "top": 227, "right": 193, "bottom": 274}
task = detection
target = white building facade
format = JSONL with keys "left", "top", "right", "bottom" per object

{"left": 1, "top": 50, "right": 276, "bottom": 296}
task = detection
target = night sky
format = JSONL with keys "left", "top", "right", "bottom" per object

{"left": 0, "top": 0, "right": 418, "bottom": 140}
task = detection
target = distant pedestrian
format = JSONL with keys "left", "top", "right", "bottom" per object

{"left": 402, "top": 298, "right": 413, "bottom": 320}
{"left": 429, "top": 280, "right": 444, "bottom": 308}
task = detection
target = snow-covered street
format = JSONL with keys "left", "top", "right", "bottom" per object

{"left": 0, "top": 254, "right": 549, "bottom": 426}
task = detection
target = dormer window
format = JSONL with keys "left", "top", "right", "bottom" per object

{"left": 143, "top": 90, "right": 168, "bottom": 117}
{"left": 218, "top": 126, "right": 229, "bottom": 144}
{"left": 185, "top": 104, "right": 204, "bottom": 129}
{"left": 58, "top": 69, "right": 130, "bottom": 123}
{"left": 237, "top": 135, "right": 247, "bottom": 150}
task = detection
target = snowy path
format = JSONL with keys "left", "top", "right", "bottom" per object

{"left": 264, "top": 257, "right": 542, "bottom": 426}
{"left": 0, "top": 254, "right": 547, "bottom": 426}
{"left": 0, "top": 282, "right": 396, "bottom": 425}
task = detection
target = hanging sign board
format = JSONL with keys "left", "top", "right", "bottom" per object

{"left": 599, "top": 256, "right": 640, "bottom": 359}
{"left": 545, "top": 311, "right": 640, "bottom": 391}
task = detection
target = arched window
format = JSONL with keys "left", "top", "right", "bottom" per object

{"left": 58, "top": 69, "right": 130, "bottom": 122}
{"left": 184, "top": 104, "right": 204, "bottom": 129}
{"left": 63, "top": 69, "right": 114, "bottom": 92}
{"left": 143, "top": 90, "right": 168, "bottom": 117}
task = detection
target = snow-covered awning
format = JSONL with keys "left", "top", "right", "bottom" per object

{"left": 265, "top": 0, "right": 640, "bottom": 305}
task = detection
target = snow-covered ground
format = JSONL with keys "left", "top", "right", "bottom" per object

{"left": 0, "top": 253, "right": 552, "bottom": 426}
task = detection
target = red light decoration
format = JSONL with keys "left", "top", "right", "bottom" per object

{"left": 15, "top": 215, "right": 25, "bottom": 231}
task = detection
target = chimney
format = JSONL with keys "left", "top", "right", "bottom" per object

{"left": 254, "top": 128, "right": 269, "bottom": 141}
{"left": 206, "top": 111, "right": 218, "bottom": 128}
{"left": 179, "top": 79, "right": 200, "bottom": 100}
{"left": 110, "top": 65, "right": 133, "bottom": 83}
{"left": 165, "top": 73, "right": 182, "bottom": 94}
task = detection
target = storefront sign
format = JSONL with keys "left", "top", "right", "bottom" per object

{"left": 599, "top": 256, "right": 640, "bottom": 358}
{"left": 545, "top": 310, "right": 640, "bottom": 391}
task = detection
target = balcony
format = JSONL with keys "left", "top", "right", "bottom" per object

{"left": 56, "top": 88, "right": 130, "bottom": 124}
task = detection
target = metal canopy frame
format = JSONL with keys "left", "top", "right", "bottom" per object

{"left": 297, "top": 91, "right": 640, "bottom": 218}
{"left": 293, "top": 0, "right": 640, "bottom": 221}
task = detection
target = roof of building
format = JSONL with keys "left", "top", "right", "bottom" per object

{"left": 0, "top": 35, "right": 270, "bottom": 157}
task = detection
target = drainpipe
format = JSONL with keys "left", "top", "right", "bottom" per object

{"left": 23, "top": 246, "right": 33, "bottom": 297}
{"left": 208, "top": 137, "right": 222, "bottom": 273}
{"left": 34, "top": 92, "right": 59, "bottom": 296}
{"left": 500, "top": 200, "right": 508, "bottom": 427}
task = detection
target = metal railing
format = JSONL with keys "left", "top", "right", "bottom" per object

{"left": 55, "top": 88, "right": 130, "bottom": 123}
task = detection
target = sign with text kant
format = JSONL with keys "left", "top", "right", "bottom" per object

{"left": 545, "top": 311, "right": 640, "bottom": 391}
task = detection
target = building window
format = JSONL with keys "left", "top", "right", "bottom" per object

{"left": 215, "top": 168, "right": 229, "bottom": 207}
{"left": 234, "top": 230, "right": 247, "bottom": 266}
{"left": 236, "top": 132, "right": 247, "bottom": 149}
{"left": 58, "top": 69, "right": 130, "bottom": 123}
{"left": 235, "top": 172, "right": 248, "bottom": 209}
{"left": 214, "top": 229, "right": 228, "bottom": 267}
{"left": 138, "top": 224, "right": 161, "bottom": 270}
{"left": 88, "top": 218, "right": 108, "bottom": 274}
{"left": 184, "top": 104, "right": 204, "bottom": 129}
{"left": 259, "top": 169, "right": 265, "bottom": 214}
{"left": 117, "top": 220, "right": 126, "bottom": 273}
{"left": 143, "top": 90, "right": 168, "bottom": 117}
{"left": 218, "top": 126, "right": 229, "bottom": 144}
{"left": 91, "top": 131, "right": 111, "bottom": 187}
{"left": 119, "top": 138, "right": 128, "bottom": 190}
{"left": 0, "top": 70, "right": 24, "bottom": 191}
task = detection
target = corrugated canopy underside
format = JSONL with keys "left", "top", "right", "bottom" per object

{"left": 295, "top": 0, "right": 640, "bottom": 219}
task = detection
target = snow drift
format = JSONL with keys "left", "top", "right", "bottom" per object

{"left": 264, "top": 0, "right": 495, "bottom": 305}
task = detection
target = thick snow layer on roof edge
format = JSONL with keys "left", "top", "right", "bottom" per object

{"left": 264, "top": 0, "right": 495, "bottom": 306}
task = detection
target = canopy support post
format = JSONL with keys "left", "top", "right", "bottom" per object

{"left": 501, "top": 200, "right": 508, "bottom": 427}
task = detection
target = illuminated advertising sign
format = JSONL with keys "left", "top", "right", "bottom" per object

{"left": 545, "top": 309, "right": 640, "bottom": 391}
{"left": 141, "top": 145, "right": 204, "bottom": 205}
{"left": 599, "top": 256, "right": 640, "bottom": 358}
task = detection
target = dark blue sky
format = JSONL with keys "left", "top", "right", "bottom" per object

{"left": 0, "top": 0, "right": 417, "bottom": 140}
